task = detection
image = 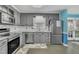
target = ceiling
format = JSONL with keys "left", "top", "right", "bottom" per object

{"left": 12, "top": 5, "right": 79, "bottom": 13}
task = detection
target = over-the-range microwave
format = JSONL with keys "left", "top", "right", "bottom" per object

{"left": 0, "top": 12, "right": 15, "bottom": 24}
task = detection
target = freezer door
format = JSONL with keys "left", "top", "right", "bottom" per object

{"left": 50, "top": 35, "right": 62, "bottom": 45}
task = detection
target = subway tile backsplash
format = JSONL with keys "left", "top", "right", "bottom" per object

{"left": 0, "top": 25, "right": 49, "bottom": 32}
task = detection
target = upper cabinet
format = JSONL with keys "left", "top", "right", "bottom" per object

{"left": 8, "top": 8, "right": 14, "bottom": 17}
{"left": 20, "top": 14, "right": 33, "bottom": 26}
{"left": 0, "top": 6, "right": 2, "bottom": 11}
{"left": 0, "top": 5, "right": 14, "bottom": 17}
{"left": 26, "top": 15, "right": 33, "bottom": 26}
{"left": 20, "top": 13, "right": 59, "bottom": 26}
{"left": 14, "top": 11, "right": 20, "bottom": 25}
{"left": 2, "top": 6, "right": 8, "bottom": 13}
{"left": 0, "top": 5, "right": 15, "bottom": 25}
{"left": 20, "top": 14, "right": 27, "bottom": 25}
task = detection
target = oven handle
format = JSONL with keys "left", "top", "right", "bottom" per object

{"left": 8, "top": 35, "right": 20, "bottom": 42}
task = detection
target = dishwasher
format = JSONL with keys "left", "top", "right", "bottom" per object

{"left": 25, "top": 33, "right": 34, "bottom": 44}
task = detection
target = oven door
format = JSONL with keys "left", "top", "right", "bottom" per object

{"left": 8, "top": 37, "right": 20, "bottom": 54}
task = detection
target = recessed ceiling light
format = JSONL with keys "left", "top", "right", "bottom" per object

{"left": 32, "top": 5, "right": 43, "bottom": 8}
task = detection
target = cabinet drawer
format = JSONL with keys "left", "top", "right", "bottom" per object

{"left": 0, "top": 44, "right": 7, "bottom": 54}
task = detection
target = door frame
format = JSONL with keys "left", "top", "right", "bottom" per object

{"left": 67, "top": 17, "right": 79, "bottom": 41}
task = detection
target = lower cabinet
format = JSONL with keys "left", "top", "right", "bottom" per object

{"left": 0, "top": 39, "right": 7, "bottom": 54}
{"left": 33, "top": 33, "right": 40, "bottom": 43}
{"left": 34, "top": 32, "right": 49, "bottom": 44}
{"left": 0, "top": 44, "right": 7, "bottom": 54}
{"left": 24, "top": 32, "right": 49, "bottom": 44}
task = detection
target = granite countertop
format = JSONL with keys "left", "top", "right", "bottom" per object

{"left": 0, "top": 33, "right": 20, "bottom": 41}
{"left": 10, "top": 29, "right": 51, "bottom": 33}
{"left": 0, "top": 36, "right": 9, "bottom": 41}
{"left": 0, "top": 29, "right": 51, "bottom": 41}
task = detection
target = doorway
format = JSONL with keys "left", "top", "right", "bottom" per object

{"left": 67, "top": 18, "right": 79, "bottom": 43}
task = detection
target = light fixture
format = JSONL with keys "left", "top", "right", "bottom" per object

{"left": 32, "top": 5, "right": 43, "bottom": 8}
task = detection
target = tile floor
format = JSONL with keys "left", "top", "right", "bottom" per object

{"left": 16, "top": 41, "right": 79, "bottom": 54}
{"left": 16, "top": 44, "right": 47, "bottom": 54}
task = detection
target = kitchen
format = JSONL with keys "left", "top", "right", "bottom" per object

{"left": 1, "top": 5, "right": 79, "bottom": 54}
{"left": 0, "top": 5, "right": 62, "bottom": 54}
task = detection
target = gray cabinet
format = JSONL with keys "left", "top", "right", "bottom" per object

{"left": 34, "top": 33, "right": 40, "bottom": 43}
{"left": 0, "top": 44, "right": 7, "bottom": 54}
{"left": 0, "top": 39, "right": 7, "bottom": 54}
{"left": 2, "top": 6, "right": 8, "bottom": 13}
{"left": 34, "top": 32, "right": 49, "bottom": 44}
{"left": 20, "top": 14, "right": 27, "bottom": 25}
{"left": 42, "top": 33, "right": 49, "bottom": 43}
{"left": 14, "top": 11, "right": 20, "bottom": 25}
{"left": 26, "top": 15, "right": 33, "bottom": 26}
{"left": 20, "top": 14, "right": 33, "bottom": 26}
{"left": 20, "top": 14, "right": 59, "bottom": 26}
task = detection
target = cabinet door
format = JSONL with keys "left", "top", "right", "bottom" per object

{"left": 34, "top": 33, "right": 40, "bottom": 43}
{"left": 2, "top": 6, "right": 8, "bottom": 13}
{"left": 44, "top": 33, "right": 49, "bottom": 43}
{"left": 0, "top": 45, "right": 7, "bottom": 54}
{"left": 34, "top": 33, "right": 49, "bottom": 44}
{"left": 40, "top": 33, "right": 49, "bottom": 44}
{"left": 39, "top": 33, "right": 44, "bottom": 43}
{"left": 26, "top": 15, "right": 33, "bottom": 26}
{"left": 0, "top": 39, "right": 7, "bottom": 54}
{"left": 20, "top": 14, "right": 33, "bottom": 26}
{"left": 20, "top": 14, "right": 27, "bottom": 25}
{"left": 0, "top": 6, "right": 2, "bottom": 10}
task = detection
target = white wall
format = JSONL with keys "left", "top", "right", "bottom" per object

{"left": 68, "top": 8, "right": 79, "bottom": 14}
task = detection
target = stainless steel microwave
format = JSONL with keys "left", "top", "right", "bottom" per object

{"left": 0, "top": 12, "right": 15, "bottom": 24}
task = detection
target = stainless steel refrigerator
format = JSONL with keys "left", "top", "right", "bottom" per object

{"left": 50, "top": 17, "right": 62, "bottom": 45}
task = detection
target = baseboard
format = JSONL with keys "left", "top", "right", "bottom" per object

{"left": 63, "top": 43, "right": 68, "bottom": 47}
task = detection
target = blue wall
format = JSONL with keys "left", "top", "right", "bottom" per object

{"left": 59, "top": 10, "right": 79, "bottom": 45}
{"left": 68, "top": 14, "right": 79, "bottom": 18}
{"left": 59, "top": 9, "right": 68, "bottom": 44}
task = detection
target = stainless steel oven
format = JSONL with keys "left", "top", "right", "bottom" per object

{"left": 0, "top": 28, "right": 10, "bottom": 37}
{"left": 0, "top": 28, "right": 10, "bottom": 54}
{"left": 8, "top": 36, "right": 20, "bottom": 54}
